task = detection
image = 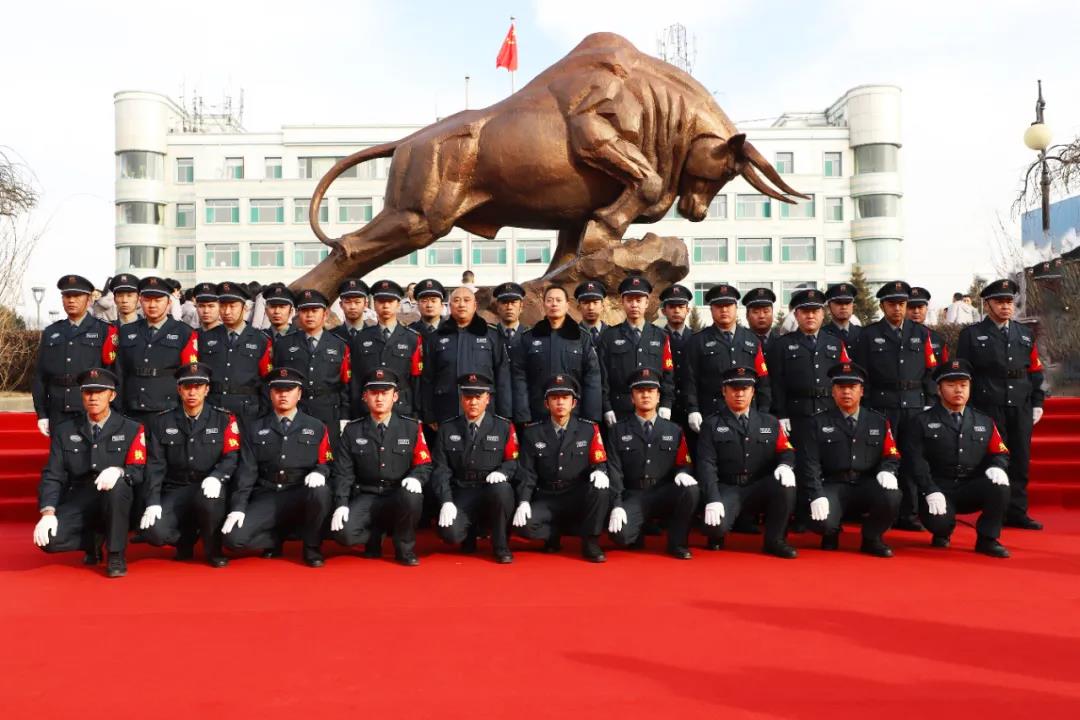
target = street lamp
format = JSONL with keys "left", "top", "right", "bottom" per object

{"left": 31, "top": 286, "right": 45, "bottom": 329}
{"left": 1023, "top": 80, "right": 1053, "bottom": 235}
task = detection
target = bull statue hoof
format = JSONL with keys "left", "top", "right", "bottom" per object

{"left": 475, "top": 233, "right": 689, "bottom": 326}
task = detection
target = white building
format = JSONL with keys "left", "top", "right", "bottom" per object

{"left": 114, "top": 85, "right": 903, "bottom": 308}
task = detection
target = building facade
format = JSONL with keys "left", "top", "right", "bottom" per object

{"left": 114, "top": 85, "right": 903, "bottom": 308}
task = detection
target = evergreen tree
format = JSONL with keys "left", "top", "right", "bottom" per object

{"left": 849, "top": 264, "right": 879, "bottom": 326}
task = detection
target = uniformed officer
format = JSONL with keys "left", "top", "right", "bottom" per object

{"left": 494, "top": 281, "right": 529, "bottom": 362}
{"left": 852, "top": 280, "right": 938, "bottom": 531}
{"left": 903, "top": 359, "right": 1012, "bottom": 557}
{"left": 575, "top": 280, "right": 609, "bottom": 345}
{"left": 33, "top": 368, "right": 146, "bottom": 578}
{"left": 421, "top": 286, "right": 512, "bottom": 425}
{"left": 330, "top": 369, "right": 433, "bottom": 566}
{"left": 140, "top": 363, "right": 239, "bottom": 567}
{"left": 114, "top": 276, "right": 199, "bottom": 427}
{"left": 513, "top": 374, "right": 611, "bottom": 562}
{"left": 32, "top": 274, "right": 120, "bottom": 437}
{"left": 192, "top": 282, "right": 221, "bottom": 331}
{"left": 350, "top": 279, "right": 423, "bottom": 419}
{"left": 201, "top": 282, "right": 273, "bottom": 422}
{"left": 658, "top": 284, "right": 694, "bottom": 429}
{"left": 222, "top": 367, "right": 334, "bottom": 567}
{"left": 272, "top": 289, "right": 352, "bottom": 434}
{"left": 797, "top": 362, "right": 902, "bottom": 557}
{"left": 109, "top": 273, "right": 141, "bottom": 327}
{"left": 331, "top": 278, "right": 372, "bottom": 343}
{"left": 742, "top": 287, "right": 780, "bottom": 349}
{"left": 605, "top": 368, "right": 699, "bottom": 559}
{"left": 261, "top": 283, "right": 297, "bottom": 340}
{"left": 696, "top": 366, "right": 798, "bottom": 558}
{"left": 512, "top": 284, "right": 602, "bottom": 423}
{"left": 956, "top": 278, "right": 1045, "bottom": 530}
{"left": 432, "top": 373, "right": 519, "bottom": 563}
{"left": 409, "top": 278, "right": 447, "bottom": 337}
{"left": 596, "top": 275, "right": 675, "bottom": 425}
{"left": 908, "top": 286, "right": 949, "bottom": 363}
{"left": 822, "top": 282, "right": 862, "bottom": 348}
{"left": 684, "top": 284, "right": 771, "bottom": 434}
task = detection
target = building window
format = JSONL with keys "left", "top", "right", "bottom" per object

{"left": 388, "top": 251, "right": 419, "bottom": 266}
{"left": 250, "top": 199, "right": 285, "bottom": 224}
{"left": 775, "top": 152, "right": 794, "bottom": 174}
{"left": 823, "top": 152, "right": 843, "bottom": 177}
{"left": 472, "top": 240, "right": 506, "bottom": 265}
{"left": 517, "top": 239, "right": 551, "bottom": 264}
{"left": 294, "top": 199, "right": 329, "bottom": 224}
{"left": 782, "top": 281, "right": 818, "bottom": 307}
{"left": 294, "top": 243, "right": 329, "bottom": 267}
{"left": 176, "top": 158, "right": 194, "bottom": 184}
{"left": 176, "top": 203, "right": 195, "bottom": 229}
{"left": 825, "top": 197, "right": 844, "bottom": 222}
{"left": 693, "top": 237, "right": 728, "bottom": 263}
{"left": 250, "top": 243, "right": 285, "bottom": 267}
{"left": 225, "top": 157, "right": 244, "bottom": 180}
{"left": 826, "top": 239, "right": 845, "bottom": 265}
{"left": 205, "top": 243, "right": 240, "bottom": 268}
{"left": 338, "top": 155, "right": 375, "bottom": 180}
{"left": 707, "top": 195, "right": 728, "bottom": 219}
{"left": 298, "top": 156, "right": 338, "bottom": 180}
{"left": 779, "top": 195, "right": 815, "bottom": 219}
{"left": 737, "top": 237, "right": 772, "bottom": 263}
{"left": 339, "top": 197, "right": 373, "bottom": 223}
{"left": 176, "top": 247, "right": 195, "bottom": 272}
{"left": 855, "top": 194, "right": 900, "bottom": 218}
{"left": 736, "top": 281, "right": 774, "bottom": 297}
{"left": 116, "top": 246, "right": 162, "bottom": 270}
{"left": 854, "top": 144, "right": 899, "bottom": 174}
{"left": 781, "top": 236, "right": 816, "bottom": 262}
{"left": 205, "top": 199, "right": 240, "bottom": 224}
{"left": 693, "top": 282, "right": 723, "bottom": 306}
{"left": 116, "top": 202, "right": 164, "bottom": 226}
{"left": 264, "top": 157, "right": 282, "bottom": 179}
{"left": 116, "top": 151, "right": 163, "bottom": 180}
{"left": 736, "top": 194, "right": 771, "bottom": 219}
{"left": 427, "top": 240, "right": 462, "bottom": 265}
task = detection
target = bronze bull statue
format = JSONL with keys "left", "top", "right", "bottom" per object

{"left": 294, "top": 31, "right": 807, "bottom": 296}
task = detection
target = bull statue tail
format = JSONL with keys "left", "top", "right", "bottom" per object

{"left": 309, "top": 142, "right": 399, "bottom": 246}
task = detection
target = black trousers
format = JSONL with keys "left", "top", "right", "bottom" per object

{"left": 223, "top": 484, "right": 331, "bottom": 553}
{"left": 40, "top": 480, "right": 133, "bottom": 555}
{"left": 332, "top": 487, "right": 423, "bottom": 556}
{"left": 609, "top": 483, "right": 700, "bottom": 550}
{"left": 876, "top": 405, "right": 924, "bottom": 521}
{"left": 142, "top": 483, "right": 227, "bottom": 558}
{"left": 978, "top": 403, "right": 1033, "bottom": 520}
{"left": 789, "top": 414, "right": 821, "bottom": 522}
{"left": 516, "top": 483, "right": 610, "bottom": 541}
{"left": 919, "top": 476, "right": 1009, "bottom": 541}
{"left": 435, "top": 482, "right": 515, "bottom": 553}
{"left": 811, "top": 481, "right": 901, "bottom": 542}
{"left": 702, "top": 478, "right": 795, "bottom": 547}
{"left": 209, "top": 393, "right": 263, "bottom": 424}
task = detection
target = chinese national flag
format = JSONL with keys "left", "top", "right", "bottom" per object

{"left": 496, "top": 22, "right": 518, "bottom": 72}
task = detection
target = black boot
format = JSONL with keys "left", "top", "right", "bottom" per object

{"left": 860, "top": 538, "right": 894, "bottom": 558}
{"left": 763, "top": 541, "right": 798, "bottom": 559}
{"left": 363, "top": 533, "right": 383, "bottom": 558}
{"left": 975, "top": 537, "right": 1010, "bottom": 558}
{"left": 542, "top": 534, "right": 562, "bottom": 553}
{"left": 931, "top": 535, "right": 951, "bottom": 549}
{"left": 582, "top": 537, "right": 606, "bottom": 563}
{"left": 1004, "top": 515, "right": 1043, "bottom": 531}
{"left": 303, "top": 547, "right": 325, "bottom": 568}
{"left": 706, "top": 536, "right": 725, "bottom": 551}
{"left": 105, "top": 552, "right": 127, "bottom": 578}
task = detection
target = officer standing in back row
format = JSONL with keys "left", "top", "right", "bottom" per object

{"left": 575, "top": 280, "right": 609, "bottom": 344}
{"left": 908, "top": 287, "right": 949, "bottom": 363}
{"left": 409, "top": 278, "right": 447, "bottom": 338}
{"left": 659, "top": 283, "right": 694, "bottom": 429}
{"left": 350, "top": 280, "right": 423, "bottom": 419}
{"left": 822, "top": 283, "right": 862, "bottom": 348}
{"left": 201, "top": 282, "right": 273, "bottom": 422}
{"left": 743, "top": 287, "right": 780, "bottom": 350}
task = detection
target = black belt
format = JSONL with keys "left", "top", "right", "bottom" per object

{"left": 455, "top": 470, "right": 492, "bottom": 486}
{"left": 211, "top": 382, "right": 259, "bottom": 396}
{"left": 257, "top": 468, "right": 308, "bottom": 489}
{"left": 165, "top": 470, "right": 211, "bottom": 486}
{"left": 355, "top": 479, "right": 397, "bottom": 493}
{"left": 132, "top": 366, "right": 177, "bottom": 378}
{"left": 1004, "top": 369, "right": 1026, "bottom": 379}
{"left": 876, "top": 380, "right": 923, "bottom": 391}
{"left": 825, "top": 470, "right": 868, "bottom": 484}
{"left": 47, "top": 374, "right": 79, "bottom": 388}
{"left": 629, "top": 476, "right": 662, "bottom": 490}
{"left": 937, "top": 465, "right": 976, "bottom": 481}
{"left": 540, "top": 478, "right": 581, "bottom": 493}
{"left": 718, "top": 472, "right": 755, "bottom": 487}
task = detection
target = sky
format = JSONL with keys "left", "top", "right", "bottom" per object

{"left": 3, "top": 0, "right": 1080, "bottom": 320}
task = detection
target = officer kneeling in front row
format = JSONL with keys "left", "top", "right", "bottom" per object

{"left": 222, "top": 367, "right": 334, "bottom": 567}
{"left": 903, "top": 359, "right": 1012, "bottom": 558}
{"left": 696, "top": 366, "right": 798, "bottom": 559}
{"left": 139, "top": 363, "right": 239, "bottom": 567}
{"left": 432, "top": 373, "right": 519, "bottom": 563}
{"left": 513, "top": 374, "right": 611, "bottom": 562}
{"left": 330, "top": 369, "right": 433, "bottom": 566}
{"left": 34, "top": 368, "right": 146, "bottom": 578}
{"left": 797, "top": 362, "right": 902, "bottom": 557}
{"left": 606, "top": 367, "right": 699, "bottom": 559}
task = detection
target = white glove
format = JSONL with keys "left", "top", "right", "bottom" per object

{"left": 36, "top": 418, "right": 49, "bottom": 437}
{"left": 688, "top": 412, "right": 703, "bottom": 433}
{"left": 1033, "top": 407, "right": 1044, "bottom": 425}
{"left": 590, "top": 470, "right": 610, "bottom": 489}
{"left": 222, "top": 511, "right": 245, "bottom": 533}
{"left": 304, "top": 471, "right": 326, "bottom": 488}
{"left": 774, "top": 464, "right": 796, "bottom": 488}
{"left": 926, "top": 492, "right": 947, "bottom": 516}
{"left": 330, "top": 506, "right": 349, "bottom": 532}
{"left": 33, "top": 514, "right": 58, "bottom": 547}
{"left": 674, "top": 472, "right": 697, "bottom": 487}
{"left": 608, "top": 507, "right": 627, "bottom": 533}
{"left": 658, "top": 407, "right": 672, "bottom": 420}
{"left": 779, "top": 418, "right": 792, "bottom": 434}
{"left": 704, "top": 501, "right": 725, "bottom": 526}
{"left": 876, "top": 471, "right": 898, "bottom": 490}
{"left": 94, "top": 466, "right": 124, "bottom": 492}
{"left": 201, "top": 476, "right": 222, "bottom": 499}
{"left": 339, "top": 419, "right": 349, "bottom": 432}
{"left": 486, "top": 471, "right": 507, "bottom": 484}
{"left": 512, "top": 501, "right": 531, "bottom": 527}
{"left": 438, "top": 502, "right": 458, "bottom": 528}
{"left": 604, "top": 411, "right": 617, "bottom": 427}
{"left": 986, "top": 467, "right": 1010, "bottom": 486}
{"left": 923, "top": 406, "right": 933, "bottom": 411}
{"left": 810, "top": 497, "right": 830, "bottom": 522}
{"left": 139, "top": 504, "right": 162, "bottom": 530}
{"left": 402, "top": 477, "right": 422, "bottom": 494}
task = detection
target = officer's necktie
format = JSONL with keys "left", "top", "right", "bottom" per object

{"left": 806, "top": 334, "right": 817, "bottom": 352}
{"left": 895, "top": 327, "right": 903, "bottom": 342}
{"left": 308, "top": 336, "right": 317, "bottom": 353}
{"left": 631, "top": 327, "right": 642, "bottom": 344}
{"left": 738, "top": 414, "right": 749, "bottom": 433}
{"left": 952, "top": 412, "right": 963, "bottom": 428}
{"left": 382, "top": 327, "right": 391, "bottom": 342}
{"left": 228, "top": 331, "right": 238, "bottom": 348}
{"left": 91, "top": 424, "right": 100, "bottom": 441}
{"left": 504, "top": 327, "right": 513, "bottom": 343}
{"left": 590, "top": 326, "right": 600, "bottom": 344}
{"left": 349, "top": 327, "right": 358, "bottom": 339}
{"left": 149, "top": 326, "right": 158, "bottom": 341}
{"left": 280, "top": 416, "right": 291, "bottom": 434}
{"left": 847, "top": 416, "right": 857, "bottom": 433}
{"left": 1000, "top": 324, "right": 1009, "bottom": 341}
{"left": 188, "top": 415, "right": 197, "bottom": 432}
{"left": 722, "top": 331, "right": 734, "bottom": 345}
{"left": 643, "top": 420, "right": 653, "bottom": 441}
{"left": 556, "top": 427, "right": 565, "bottom": 443}
{"left": 469, "top": 422, "right": 478, "bottom": 445}
{"left": 377, "top": 423, "right": 386, "bottom": 443}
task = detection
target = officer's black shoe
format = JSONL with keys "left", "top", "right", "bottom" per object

{"left": 629, "top": 536, "right": 647, "bottom": 550}
{"left": 105, "top": 553, "right": 127, "bottom": 578}
{"left": 493, "top": 549, "right": 514, "bottom": 564}
{"left": 975, "top": 537, "right": 1010, "bottom": 558}
{"left": 303, "top": 552, "right": 325, "bottom": 568}
{"left": 207, "top": 556, "right": 229, "bottom": 568}
{"left": 1005, "top": 515, "right": 1043, "bottom": 531}
{"left": 582, "top": 538, "right": 606, "bottom": 563}
{"left": 860, "top": 539, "right": 894, "bottom": 558}
{"left": 763, "top": 542, "right": 798, "bottom": 559}
{"left": 821, "top": 533, "right": 840, "bottom": 551}
{"left": 261, "top": 543, "right": 284, "bottom": 559}
{"left": 363, "top": 538, "right": 383, "bottom": 558}
{"left": 461, "top": 534, "right": 478, "bottom": 554}
{"left": 83, "top": 546, "right": 102, "bottom": 565}
{"left": 667, "top": 546, "right": 692, "bottom": 560}
{"left": 395, "top": 552, "right": 420, "bottom": 567}
{"left": 173, "top": 544, "right": 195, "bottom": 562}
{"left": 733, "top": 516, "right": 762, "bottom": 535}
{"left": 931, "top": 535, "right": 951, "bottom": 549}
{"left": 542, "top": 535, "right": 562, "bottom": 553}
{"left": 893, "top": 517, "right": 925, "bottom": 532}
{"left": 706, "top": 537, "right": 725, "bottom": 551}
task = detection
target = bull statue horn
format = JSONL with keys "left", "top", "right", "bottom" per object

{"left": 740, "top": 140, "right": 812, "bottom": 202}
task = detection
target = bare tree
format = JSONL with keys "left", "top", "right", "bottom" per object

{"left": 1013, "top": 137, "right": 1080, "bottom": 218}
{"left": 0, "top": 147, "right": 42, "bottom": 391}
